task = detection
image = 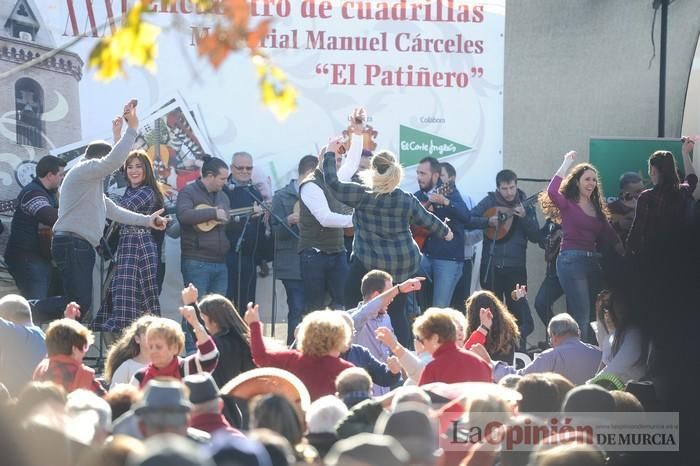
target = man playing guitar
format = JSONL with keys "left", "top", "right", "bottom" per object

{"left": 470, "top": 169, "right": 539, "bottom": 350}
{"left": 176, "top": 155, "right": 231, "bottom": 297}
{"left": 414, "top": 157, "right": 474, "bottom": 307}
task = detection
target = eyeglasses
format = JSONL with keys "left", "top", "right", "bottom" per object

{"left": 413, "top": 335, "right": 424, "bottom": 344}
{"left": 233, "top": 165, "right": 253, "bottom": 171}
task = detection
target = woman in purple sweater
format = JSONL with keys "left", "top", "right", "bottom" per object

{"left": 540, "top": 151, "right": 623, "bottom": 341}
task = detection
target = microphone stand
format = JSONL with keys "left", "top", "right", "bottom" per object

{"left": 484, "top": 213, "right": 506, "bottom": 291}
{"left": 235, "top": 211, "right": 252, "bottom": 315}
{"left": 240, "top": 187, "right": 300, "bottom": 338}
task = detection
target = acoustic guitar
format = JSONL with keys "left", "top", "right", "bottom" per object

{"left": 411, "top": 182, "right": 453, "bottom": 250}
{"left": 194, "top": 202, "right": 269, "bottom": 232}
{"left": 482, "top": 192, "right": 540, "bottom": 241}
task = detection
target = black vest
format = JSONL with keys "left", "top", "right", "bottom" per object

{"left": 298, "top": 169, "right": 345, "bottom": 254}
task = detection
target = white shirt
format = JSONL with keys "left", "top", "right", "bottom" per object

{"left": 299, "top": 133, "right": 363, "bottom": 228}
{"left": 596, "top": 327, "right": 646, "bottom": 384}
{"left": 110, "top": 358, "right": 147, "bottom": 389}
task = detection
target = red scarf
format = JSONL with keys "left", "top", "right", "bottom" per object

{"left": 139, "top": 357, "right": 181, "bottom": 388}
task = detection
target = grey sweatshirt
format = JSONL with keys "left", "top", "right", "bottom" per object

{"left": 53, "top": 127, "right": 151, "bottom": 246}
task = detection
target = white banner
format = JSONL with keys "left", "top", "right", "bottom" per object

{"left": 1, "top": 0, "right": 505, "bottom": 199}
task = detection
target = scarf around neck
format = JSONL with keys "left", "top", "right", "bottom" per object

{"left": 139, "top": 356, "right": 181, "bottom": 387}
{"left": 494, "top": 188, "right": 525, "bottom": 208}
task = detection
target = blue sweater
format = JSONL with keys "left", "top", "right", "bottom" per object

{"left": 341, "top": 344, "right": 400, "bottom": 388}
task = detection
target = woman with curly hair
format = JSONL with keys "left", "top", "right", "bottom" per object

{"left": 244, "top": 305, "right": 354, "bottom": 401}
{"left": 95, "top": 150, "right": 165, "bottom": 333}
{"left": 104, "top": 315, "right": 155, "bottom": 388}
{"left": 465, "top": 290, "right": 520, "bottom": 364}
{"left": 540, "top": 151, "right": 623, "bottom": 342}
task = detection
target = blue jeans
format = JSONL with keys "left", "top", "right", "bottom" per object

{"left": 226, "top": 252, "right": 257, "bottom": 316}
{"left": 282, "top": 279, "right": 305, "bottom": 345}
{"left": 556, "top": 250, "right": 603, "bottom": 342}
{"left": 52, "top": 234, "right": 96, "bottom": 321}
{"left": 5, "top": 251, "right": 52, "bottom": 300}
{"left": 420, "top": 256, "right": 464, "bottom": 308}
{"left": 181, "top": 258, "right": 228, "bottom": 296}
{"left": 300, "top": 249, "right": 348, "bottom": 312}
{"left": 534, "top": 273, "right": 564, "bottom": 328}
{"left": 450, "top": 259, "right": 473, "bottom": 312}
{"left": 181, "top": 258, "right": 228, "bottom": 353}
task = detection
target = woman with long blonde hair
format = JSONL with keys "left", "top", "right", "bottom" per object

{"left": 94, "top": 150, "right": 165, "bottom": 333}
{"left": 540, "top": 151, "right": 623, "bottom": 342}
{"left": 103, "top": 315, "right": 155, "bottom": 387}
{"left": 321, "top": 139, "right": 452, "bottom": 348}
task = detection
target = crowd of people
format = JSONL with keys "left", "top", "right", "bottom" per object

{"left": 1, "top": 101, "right": 699, "bottom": 465}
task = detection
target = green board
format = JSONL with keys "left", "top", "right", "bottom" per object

{"left": 589, "top": 137, "right": 684, "bottom": 201}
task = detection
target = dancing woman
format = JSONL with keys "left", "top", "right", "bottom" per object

{"left": 322, "top": 138, "right": 452, "bottom": 347}
{"left": 540, "top": 151, "right": 623, "bottom": 342}
{"left": 96, "top": 150, "right": 164, "bottom": 333}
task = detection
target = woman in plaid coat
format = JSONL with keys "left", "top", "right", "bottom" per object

{"left": 96, "top": 150, "right": 164, "bottom": 332}
{"left": 322, "top": 139, "right": 452, "bottom": 347}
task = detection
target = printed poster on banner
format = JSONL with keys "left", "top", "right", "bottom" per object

{"left": 0, "top": 0, "right": 505, "bottom": 202}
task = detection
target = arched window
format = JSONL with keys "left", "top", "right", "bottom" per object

{"left": 15, "top": 77, "right": 43, "bottom": 147}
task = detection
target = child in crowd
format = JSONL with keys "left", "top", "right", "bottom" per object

{"left": 32, "top": 318, "right": 106, "bottom": 396}
{"left": 104, "top": 315, "right": 155, "bottom": 388}
{"left": 131, "top": 308, "right": 219, "bottom": 388}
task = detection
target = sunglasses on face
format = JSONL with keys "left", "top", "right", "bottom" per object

{"left": 621, "top": 192, "right": 641, "bottom": 201}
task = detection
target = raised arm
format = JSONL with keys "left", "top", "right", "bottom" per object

{"left": 337, "top": 108, "right": 367, "bottom": 181}
{"left": 299, "top": 182, "right": 353, "bottom": 228}
{"left": 323, "top": 150, "right": 368, "bottom": 208}
{"left": 180, "top": 305, "right": 220, "bottom": 375}
{"left": 351, "top": 277, "right": 425, "bottom": 330}
{"left": 244, "top": 304, "right": 296, "bottom": 368}
{"left": 681, "top": 137, "right": 696, "bottom": 179}
{"left": 547, "top": 151, "right": 577, "bottom": 209}
{"left": 80, "top": 103, "right": 139, "bottom": 180}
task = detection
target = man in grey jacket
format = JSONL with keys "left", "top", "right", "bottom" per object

{"left": 52, "top": 102, "right": 168, "bottom": 322}
{"left": 271, "top": 154, "right": 318, "bottom": 344}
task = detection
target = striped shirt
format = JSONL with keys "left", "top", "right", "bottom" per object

{"left": 322, "top": 153, "right": 449, "bottom": 281}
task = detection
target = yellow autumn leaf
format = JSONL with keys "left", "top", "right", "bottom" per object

{"left": 87, "top": 2, "right": 160, "bottom": 80}
{"left": 257, "top": 60, "right": 297, "bottom": 121}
